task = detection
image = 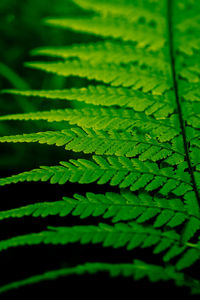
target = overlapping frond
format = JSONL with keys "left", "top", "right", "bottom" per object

{"left": 0, "top": 127, "right": 185, "bottom": 165}
{"left": 0, "top": 156, "right": 193, "bottom": 197}
{"left": 0, "top": 107, "right": 180, "bottom": 141}
{"left": 73, "top": 0, "right": 166, "bottom": 27}
{"left": 0, "top": 222, "right": 200, "bottom": 270}
{"left": 2, "top": 86, "right": 176, "bottom": 117}
{"left": 169, "top": 1, "right": 200, "bottom": 198}
{"left": 44, "top": 16, "right": 165, "bottom": 52}
{"left": 175, "top": 0, "right": 200, "bottom": 55}
{"left": 25, "top": 61, "right": 172, "bottom": 95}
{"left": 31, "top": 41, "right": 169, "bottom": 72}
{"left": 0, "top": 259, "right": 192, "bottom": 294}
{"left": 0, "top": 191, "right": 199, "bottom": 231}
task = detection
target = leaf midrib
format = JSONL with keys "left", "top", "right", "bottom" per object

{"left": 167, "top": 0, "right": 200, "bottom": 210}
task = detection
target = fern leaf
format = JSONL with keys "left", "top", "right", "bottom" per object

{"left": 0, "top": 222, "right": 199, "bottom": 269}
{"left": 175, "top": 1, "right": 200, "bottom": 55}
{"left": 2, "top": 0, "right": 200, "bottom": 294}
{"left": 2, "top": 86, "right": 176, "bottom": 116}
{"left": 0, "top": 127, "right": 185, "bottom": 165}
{"left": 31, "top": 41, "right": 168, "bottom": 72}
{"left": 0, "top": 156, "right": 193, "bottom": 196}
{"left": 44, "top": 16, "right": 165, "bottom": 51}
{"left": 0, "top": 259, "right": 190, "bottom": 294}
{"left": 0, "top": 190, "right": 199, "bottom": 233}
{"left": 73, "top": 0, "right": 165, "bottom": 28}
{"left": 0, "top": 107, "right": 180, "bottom": 142}
{"left": 0, "top": 222, "right": 180, "bottom": 258}
{"left": 25, "top": 61, "right": 172, "bottom": 95}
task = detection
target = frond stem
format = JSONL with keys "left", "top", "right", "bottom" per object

{"left": 167, "top": 0, "right": 200, "bottom": 210}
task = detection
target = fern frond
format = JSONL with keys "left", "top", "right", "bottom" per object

{"left": 0, "top": 127, "right": 185, "bottom": 165}
{"left": 73, "top": 0, "right": 165, "bottom": 28}
{"left": 31, "top": 41, "right": 168, "bottom": 72}
{"left": 25, "top": 61, "right": 172, "bottom": 95}
{"left": 0, "top": 259, "right": 190, "bottom": 294}
{"left": 2, "top": 85, "right": 176, "bottom": 117}
{"left": 178, "top": 57, "right": 200, "bottom": 83}
{"left": 176, "top": 5, "right": 200, "bottom": 33}
{"left": 44, "top": 16, "right": 165, "bottom": 51}
{"left": 0, "top": 222, "right": 199, "bottom": 270}
{"left": 180, "top": 82, "right": 200, "bottom": 103}
{"left": 0, "top": 190, "right": 199, "bottom": 232}
{"left": 0, "top": 107, "right": 180, "bottom": 142}
{"left": 175, "top": 1, "right": 200, "bottom": 55}
{"left": 0, "top": 156, "right": 193, "bottom": 196}
{"left": 0, "top": 223, "right": 180, "bottom": 259}
{"left": 2, "top": 0, "right": 200, "bottom": 294}
{"left": 178, "top": 35, "right": 200, "bottom": 56}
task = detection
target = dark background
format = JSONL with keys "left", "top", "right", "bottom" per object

{"left": 0, "top": 0, "right": 198, "bottom": 298}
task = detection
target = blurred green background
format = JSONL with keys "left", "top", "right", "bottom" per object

{"left": 0, "top": 0, "right": 92, "bottom": 171}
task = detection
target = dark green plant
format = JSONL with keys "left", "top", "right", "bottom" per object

{"left": 1, "top": 0, "right": 200, "bottom": 295}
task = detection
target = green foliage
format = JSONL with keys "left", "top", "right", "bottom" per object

{"left": 1, "top": 0, "right": 200, "bottom": 295}
{"left": 1, "top": 260, "right": 195, "bottom": 294}
{"left": 0, "top": 190, "right": 199, "bottom": 228}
